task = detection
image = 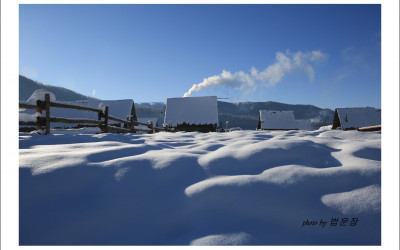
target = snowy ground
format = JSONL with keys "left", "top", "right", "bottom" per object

{"left": 19, "top": 127, "right": 381, "bottom": 245}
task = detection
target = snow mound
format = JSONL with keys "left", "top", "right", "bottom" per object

{"left": 190, "top": 232, "right": 252, "bottom": 245}
{"left": 321, "top": 185, "right": 381, "bottom": 215}
{"left": 26, "top": 89, "right": 56, "bottom": 103}
{"left": 19, "top": 129, "right": 381, "bottom": 245}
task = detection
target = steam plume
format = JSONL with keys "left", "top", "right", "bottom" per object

{"left": 183, "top": 50, "right": 327, "bottom": 97}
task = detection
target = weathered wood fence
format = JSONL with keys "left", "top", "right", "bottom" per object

{"left": 19, "top": 93, "right": 172, "bottom": 134}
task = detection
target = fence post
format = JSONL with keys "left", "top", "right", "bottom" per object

{"left": 35, "top": 100, "right": 43, "bottom": 131}
{"left": 130, "top": 116, "right": 136, "bottom": 133}
{"left": 98, "top": 111, "right": 102, "bottom": 131}
{"left": 104, "top": 106, "right": 109, "bottom": 133}
{"left": 126, "top": 115, "right": 134, "bottom": 132}
{"left": 45, "top": 94, "right": 50, "bottom": 134}
{"left": 126, "top": 116, "right": 131, "bottom": 130}
{"left": 149, "top": 121, "right": 154, "bottom": 134}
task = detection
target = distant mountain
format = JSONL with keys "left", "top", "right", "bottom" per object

{"left": 20, "top": 75, "right": 334, "bottom": 130}
{"left": 19, "top": 75, "right": 97, "bottom": 102}
{"left": 136, "top": 102, "right": 165, "bottom": 108}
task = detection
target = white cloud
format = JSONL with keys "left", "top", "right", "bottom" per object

{"left": 310, "top": 50, "right": 329, "bottom": 62}
{"left": 341, "top": 46, "right": 367, "bottom": 65}
{"left": 183, "top": 50, "right": 328, "bottom": 97}
{"left": 92, "top": 89, "right": 96, "bottom": 96}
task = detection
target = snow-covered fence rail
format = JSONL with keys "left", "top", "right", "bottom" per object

{"left": 19, "top": 93, "right": 173, "bottom": 134}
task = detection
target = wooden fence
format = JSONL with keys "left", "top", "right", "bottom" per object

{"left": 19, "top": 93, "right": 173, "bottom": 134}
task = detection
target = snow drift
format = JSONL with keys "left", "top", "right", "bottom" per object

{"left": 19, "top": 128, "right": 381, "bottom": 245}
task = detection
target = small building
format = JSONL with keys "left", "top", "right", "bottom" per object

{"left": 331, "top": 107, "right": 381, "bottom": 131}
{"left": 257, "top": 110, "right": 299, "bottom": 130}
{"left": 164, "top": 96, "right": 218, "bottom": 132}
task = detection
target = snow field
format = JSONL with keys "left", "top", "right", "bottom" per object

{"left": 19, "top": 128, "right": 381, "bottom": 245}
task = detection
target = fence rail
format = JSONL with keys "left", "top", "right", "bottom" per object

{"left": 49, "top": 117, "right": 103, "bottom": 125}
{"left": 48, "top": 101, "right": 103, "bottom": 113}
{"left": 19, "top": 103, "right": 38, "bottom": 110}
{"left": 19, "top": 93, "right": 172, "bottom": 134}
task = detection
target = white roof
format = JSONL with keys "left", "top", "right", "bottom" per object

{"left": 259, "top": 110, "right": 298, "bottom": 130}
{"left": 164, "top": 96, "right": 218, "bottom": 127}
{"left": 336, "top": 107, "right": 381, "bottom": 130}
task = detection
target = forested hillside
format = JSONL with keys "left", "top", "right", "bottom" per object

{"left": 19, "top": 75, "right": 97, "bottom": 102}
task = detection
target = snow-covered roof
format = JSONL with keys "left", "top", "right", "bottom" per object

{"left": 259, "top": 110, "right": 298, "bottom": 130}
{"left": 164, "top": 96, "right": 218, "bottom": 127}
{"left": 334, "top": 107, "right": 381, "bottom": 130}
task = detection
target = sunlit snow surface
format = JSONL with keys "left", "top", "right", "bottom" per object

{"left": 19, "top": 127, "right": 381, "bottom": 245}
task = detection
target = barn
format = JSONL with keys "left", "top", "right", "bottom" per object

{"left": 163, "top": 96, "right": 218, "bottom": 132}
{"left": 331, "top": 107, "right": 381, "bottom": 131}
{"left": 257, "top": 110, "right": 299, "bottom": 130}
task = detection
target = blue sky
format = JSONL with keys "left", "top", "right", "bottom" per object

{"left": 19, "top": 4, "right": 381, "bottom": 109}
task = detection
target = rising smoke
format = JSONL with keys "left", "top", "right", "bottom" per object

{"left": 183, "top": 50, "right": 328, "bottom": 97}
